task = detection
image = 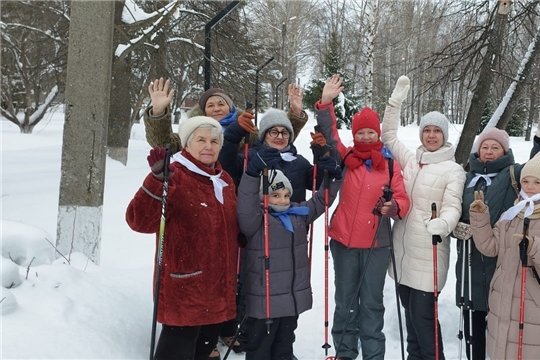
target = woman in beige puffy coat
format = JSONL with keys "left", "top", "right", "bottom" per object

{"left": 381, "top": 76, "right": 466, "bottom": 359}
{"left": 469, "top": 154, "right": 540, "bottom": 360}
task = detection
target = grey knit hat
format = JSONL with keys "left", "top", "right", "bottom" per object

{"left": 258, "top": 109, "right": 294, "bottom": 143}
{"left": 260, "top": 169, "right": 293, "bottom": 201}
{"left": 198, "top": 88, "right": 233, "bottom": 110}
{"left": 419, "top": 111, "right": 449, "bottom": 144}
{"left": 178, "top": 116, "right": 223, "bottom": 148}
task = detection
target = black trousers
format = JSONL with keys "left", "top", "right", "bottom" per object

{"left": 245, "top": 316, "right": 298, "bottom": 360}
{"left": 463, "top": 309, "right": 487, "bottom": 360}
{"left": 154, "top": 323, "right": 222, "bottom": 360}
{"left": 399, "top": 285, "right": 445, "bottom": 360}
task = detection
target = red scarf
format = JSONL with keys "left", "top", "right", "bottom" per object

{"left": 344, "top": 140, "right": 385, "bottom": 171}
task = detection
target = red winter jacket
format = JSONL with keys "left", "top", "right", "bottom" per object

{"left": 316, "top": 101, "right": 410, "bottom": 248}
{"left": 126, "top": 150, "right": 239, "bottom": 326}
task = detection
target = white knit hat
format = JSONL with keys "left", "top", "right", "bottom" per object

{"left": 178, "top": 116, "right": 223, "bottom": 148}
{"left": 419, "top": 111, "right": 449, "bottom": 144}
{"left": 258, "top": 109, "right": 294, "bottom": 143}
{"left": 259, "top": 169, "right": 293, "bottom": 201}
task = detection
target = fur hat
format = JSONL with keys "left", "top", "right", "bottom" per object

{"left": 198, "top": 88, "right": 233, "bottom": 110}
{"left": 419, "top": 111, "right": 449, "bottom": 144}
{"left": 178, "top": 116, "right": 223, "bottom": 148}
{"left": 352, "top": 107, "right": 380, "bottom": 137}
{"left": 476, "top": 128, "right": 510, "bottom": 153}
{"left": 260, "top": 169, "right": 293, "bottom": 201}
{"left": 258, "top": 109, "right": 294, "bottom": 143}
{"left": 521, "top": 153, "right": 540, "bottom": 181}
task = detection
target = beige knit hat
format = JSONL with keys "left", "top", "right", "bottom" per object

{"left": 521, "top": 153, "right": 540, "bottom": 181}
{"left": 178, "top": 116, "right": 223, "bottom": 148}
{"left": 259, "top": 169, "right": 293, "bottom": 201}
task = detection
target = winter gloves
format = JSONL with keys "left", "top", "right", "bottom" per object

{"left": 373, "top": 197, "right": 399, "bottom": 218}
{"left": 317, "top": 156, "right": 342, "bottom": 180}
{"left": 426, "top": 218, "right": 448, "bottom": 236}
{"left": 246, "top": 147, "right": 282, "bottom": 177}
{"left": 238, "top": 111, "right": 256, "bottom": 134}
{"left": 454, "top": 221, "right": 473, "bottom": 240}
{"left": 147, "top": 146, "right": 173, "bottom": 181}
{"left": 469, "top": 190, "right": 487, "bottom": 213}
{"left": 310, "top": 132, "right": 332, "bottom": 161}
{"left": 388, "top": 76, "right": 411, "bottom": 108}
{"left": 513, "top": 234, "right": 534, "bottom": 255}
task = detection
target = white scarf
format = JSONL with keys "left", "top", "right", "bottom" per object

{"left": 499, "top": 190, "right": 540, "bottom": 221}
{"left": 170, "top": 153, "right": 228, "bottom": 204}
{"left": 280, "top": 152, "right": 296, "bottom": 162}
{"left": 467, "top": 172, "right": 498, "bottom": 188}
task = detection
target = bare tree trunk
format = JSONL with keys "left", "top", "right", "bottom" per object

{"left": 454, "top": 1, "right": 511, "bottom": 166}
{"left": 525, "top": 87, "right": 537, "bottom": 141}
{"left": 56, "top": 1, "right": 115, "bottom": 265}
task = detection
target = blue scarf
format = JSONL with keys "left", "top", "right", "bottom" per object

{"left": 270, "top": 206, "right": 310, "bottom": 233}
{"left": 219, "top": 105, "right": 238, "bottom": 131}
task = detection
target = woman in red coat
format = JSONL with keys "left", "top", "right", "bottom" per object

{"left": 126, "top": 116, "right": 239, "bottom": 360}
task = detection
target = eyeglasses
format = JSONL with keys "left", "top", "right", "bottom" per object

{"left": 267, "top": 129, "right": 290, "bottom": 139}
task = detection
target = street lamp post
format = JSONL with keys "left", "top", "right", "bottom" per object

{"left": 255, "top": 56, "right": 275, "bottom": 126}
{"left": 204, "top": 1, "right": 240, "bottom": 90}
{"left": 275, "top": 77, "right": 288, "bottom": 108}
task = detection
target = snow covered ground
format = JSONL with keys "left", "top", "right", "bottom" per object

{"left": 1, "top": 107, "right": 533, "bottom": 359}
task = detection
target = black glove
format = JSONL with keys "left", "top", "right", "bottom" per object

{"left": 246, "top": 147, "right": 282, "bottom": 177}
{"left": 317, "top": 156, "right": 342, "bottom": 180}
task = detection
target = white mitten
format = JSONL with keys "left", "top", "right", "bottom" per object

{"left": 427, "top": 218, "right": 448, "bottom": 236}
{"left": 388, "top": 76, "right": 411, "bottom": 108}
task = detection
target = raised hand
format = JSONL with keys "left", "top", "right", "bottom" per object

{"left": 238, "top": 111, "right": 256, "bottom": 134}
{"left": 148, "top": 78, "right": 175, "bottom": 116}
{"left": 469, "top": 190, "right": 487, "bottom": 213}
{"left": 288, "top": 83, "right": 304, "bottom": 116}
{"left": 321, "top": 74, "right": 344, "bottom": 105}
{"left": 388, "top": 76, "right": 410, "bottom": 108}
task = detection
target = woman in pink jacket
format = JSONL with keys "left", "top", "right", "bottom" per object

{"left": 314, "top": 75, "right": 410, "bottom": 360}
{"left": 469, "top": 153, "right": 540, "bottom": 360}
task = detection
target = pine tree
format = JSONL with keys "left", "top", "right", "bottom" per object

{"left": 303, "top": 31, "right": 360, "bottom": 129}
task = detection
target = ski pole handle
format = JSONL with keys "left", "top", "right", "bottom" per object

{"left": 520, "top": 218, "right": 530, "bottom": 266}
{"left": 163, "top": 143, "right": 172, "bottom": 181}
{"left": 431, "top": 203, "right": 442, "bottom": 245}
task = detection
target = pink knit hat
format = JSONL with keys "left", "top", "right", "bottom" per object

{"left": 477, "top": 128, "right": 510, "bottom": 153}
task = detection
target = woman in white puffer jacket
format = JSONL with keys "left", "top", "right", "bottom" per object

{"left": 381, "top": 76, "right": 466, "bottom": 360}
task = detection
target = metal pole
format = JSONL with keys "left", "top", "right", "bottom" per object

{"left": 281, "top": 23, "right": 286, "bottom": 109}
{"left": 204, "top": 1, "right": 240, "bottom": 90}
{"left": 275, "top": 77, "right": 287, "bottom": 108}
{"left": 254, "top": 56, "right": 274, "bottom": 126}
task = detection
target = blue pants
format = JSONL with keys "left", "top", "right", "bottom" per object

{"left": 330, "top": 240, "right": 389, "bottom": 360}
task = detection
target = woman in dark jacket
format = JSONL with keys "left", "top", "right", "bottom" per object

{"left": 453, "top": 127, "right": 540, "bottom": 360}
{"left": 126, "top": 116, "right": 239, "bottom": 360}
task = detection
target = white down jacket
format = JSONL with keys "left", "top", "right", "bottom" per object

{"left": 381, "top": 104, "right": 465, "bottom": 293}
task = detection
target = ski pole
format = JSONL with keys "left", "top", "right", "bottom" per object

{"left": 149, "top": 144, "right": 172, "bottom": 360}
{"left": 222, "top": 315, "right": 248, "bottom": 360}
{"left": 322, "top": 169, "right": 331, "bottom": 356}
{"left": 457, "top": 239, "right": 466, "bottom": 360}
{"left": 386, "top": 195, "right": 405, "bottom": 360}
{"left": 518, "top": 217, "right": 530, "bottom": 360}
{"left": 466, "top": 238, "right": 473, "bottom": 358}
{"left": 238, "top": 101, "right": 253, "bottom": 292}
{"left": 263, "top": 168, "right": 273, "bottom": 334}
{"left": 431, "top": 203, "right": 442, "bottom": 360}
